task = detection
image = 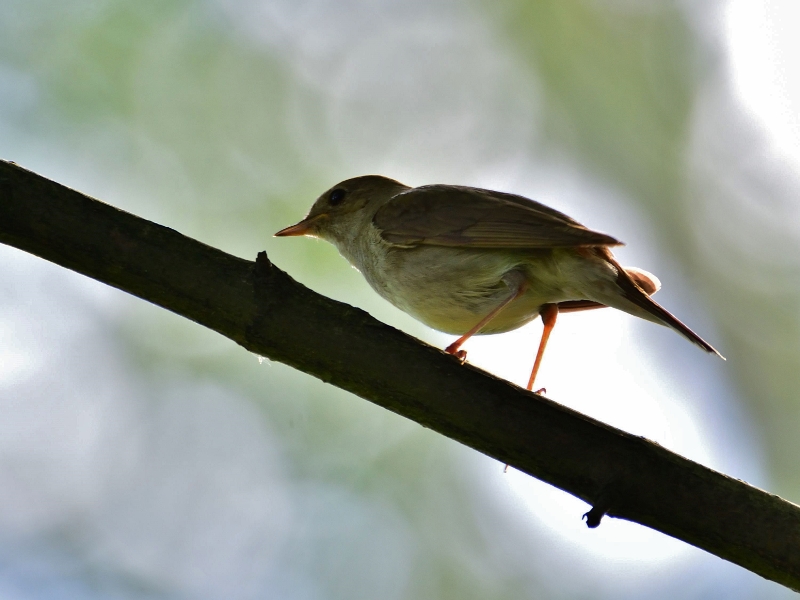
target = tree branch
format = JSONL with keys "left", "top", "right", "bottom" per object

{"left": 1, "top": 159, "right": 799, "bottom": 590}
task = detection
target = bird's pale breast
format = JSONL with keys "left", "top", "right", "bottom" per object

{"left": 340, "top": 224, "right": 606, "bottom": 335}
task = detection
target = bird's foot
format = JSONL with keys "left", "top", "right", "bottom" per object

{"left": 533, "top": 387, "right": 546, "bottom": 395}
{"left": 453, "top": 350, "right": 468, "bottom": 363}
{"left": 445, "top": 343, "right": 467, "bottom": 363}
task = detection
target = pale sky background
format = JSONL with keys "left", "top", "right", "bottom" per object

{"left": 726, "top": 0, "right": 800, "bottom": 170}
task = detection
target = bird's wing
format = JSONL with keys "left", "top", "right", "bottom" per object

{"left": 373, "top": 185, "right": 622, "bottom": 248}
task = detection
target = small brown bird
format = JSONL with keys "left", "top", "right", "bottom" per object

{"left": 276, "top": 175, "right": 722, "bottom": 391}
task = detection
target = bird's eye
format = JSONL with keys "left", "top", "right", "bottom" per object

{"left": 329, "top": 188, "right": 346, "bottom": 206}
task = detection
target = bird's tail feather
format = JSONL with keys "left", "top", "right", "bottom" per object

{"left": 606, "top": 254, "right": 724, "bottom": 359}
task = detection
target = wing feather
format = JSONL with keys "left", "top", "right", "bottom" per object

{"left": 374, "top": 185, "right": 622, "bottom": 249}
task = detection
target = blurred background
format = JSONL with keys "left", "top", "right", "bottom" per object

{"left": 1, "top": 0, "right": 799, "bottom": 597}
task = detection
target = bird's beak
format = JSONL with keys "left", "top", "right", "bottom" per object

{"left": 274, "top": 214, "right": 326, "bottom": 237}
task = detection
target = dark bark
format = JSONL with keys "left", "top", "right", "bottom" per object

{"left": 1, "top": 159, "right": 799, "bottom": 590}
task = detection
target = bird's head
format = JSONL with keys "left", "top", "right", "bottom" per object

{"left": 275, "top": 175, "right": 409, "bottom": 245}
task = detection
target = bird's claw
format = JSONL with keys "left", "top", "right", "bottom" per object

{"left": 445, "top": 343, "right": 468, "bottom": 363}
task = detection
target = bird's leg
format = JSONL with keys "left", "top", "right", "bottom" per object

{"left": 527, "top": 303, "right": 558, "bottom": 392}
{"left": 445, "top": 279, "right": 528, "bottom": 362}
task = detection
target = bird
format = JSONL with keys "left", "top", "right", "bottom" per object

{"left": 275, "top": 175, "right": 722, "bottom": 391}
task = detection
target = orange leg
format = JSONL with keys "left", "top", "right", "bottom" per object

{"left": 527, "top": 303, "right": 558, "bottom": 391}
{"left": 445, "top": 282, "right": 527, "bottom": 361}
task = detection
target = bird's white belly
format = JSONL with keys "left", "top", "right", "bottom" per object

{"left": 332, "top": 222, "right": 620, "bottom": 336}
{"left": 360, "top": 245, "right": 581, "bottom": 335}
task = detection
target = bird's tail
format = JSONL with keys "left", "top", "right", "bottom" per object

{"left": 605, "top": 254, "right": 724, "bottom": 359}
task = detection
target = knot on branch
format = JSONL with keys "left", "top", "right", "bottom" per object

{"left": 583, "top": 505, "right": 607, "bottom": 529}
{"left": 245, "top": 251, "right": 281, "bottom": 349}
{"left": 254, "top": 250, "right": 274, "bottom": 278}
{"left": 582, "top": 485, "right": 619, "bottom": 529}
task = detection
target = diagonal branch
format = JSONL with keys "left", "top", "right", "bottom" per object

{"left": 1, "top": 159, "right": 799, "bottom": 590}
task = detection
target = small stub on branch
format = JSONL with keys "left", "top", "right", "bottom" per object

{"left": 255, "top": 250, "right": 273, "bottom": 273}
{"left": 583, "top": 505, "right": 607, "bottom": 529}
